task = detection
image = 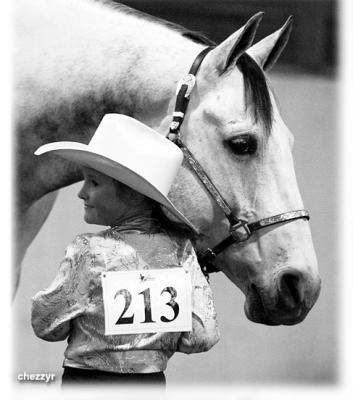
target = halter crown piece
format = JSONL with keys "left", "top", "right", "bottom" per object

{"left": 167, "top": 47, "right": 310, "bottom": 279}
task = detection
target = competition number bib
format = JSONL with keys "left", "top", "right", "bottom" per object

{"left": 102, "top": 268, "right": 192, "bottom": 335}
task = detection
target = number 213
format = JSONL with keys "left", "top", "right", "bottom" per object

{"left": 114, "top": 286, "right": 180, "bottom": 325}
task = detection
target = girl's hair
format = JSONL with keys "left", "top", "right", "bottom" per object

{"left": 113, "top": 178, "right": 196, "bottom": 239}
{"left": 152, "top": 203, "right": 196, "bottom": 239}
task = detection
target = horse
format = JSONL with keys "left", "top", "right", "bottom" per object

{"left": 14, "top": 0, "right": 321, "bottom": 325}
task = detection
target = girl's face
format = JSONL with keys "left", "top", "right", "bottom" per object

{"left": 78, "top": 167, "right": 148, "bottom": 226}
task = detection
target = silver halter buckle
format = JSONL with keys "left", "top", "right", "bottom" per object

{"left": 230, "top": 220, "right": 252, "bottom": 243}
{"left": 175, "top": 74, "right": 196, "bottom": 98}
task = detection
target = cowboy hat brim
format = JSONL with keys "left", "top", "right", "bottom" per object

{"left": 35, "top": 142, "right": 198, "bottom": 234}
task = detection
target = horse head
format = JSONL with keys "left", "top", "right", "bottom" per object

{"left": 169, "top": 14, "right": 321, "bottom": 325}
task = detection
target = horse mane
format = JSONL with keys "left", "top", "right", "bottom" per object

{"left": 93, "top": 0, "right": 215, "bottom": 46}
{"left": 95, "top": 0, "right": 273, "bottom": 133}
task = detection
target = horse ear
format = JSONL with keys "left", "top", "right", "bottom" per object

{"left": 247, "top": 16, "right": 293, "bottom": 71}
{"left": 208, "top": 12, "right": 264, "bottom": 74}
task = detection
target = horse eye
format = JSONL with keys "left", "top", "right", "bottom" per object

{"left": 227, "top": 134, "right": 258, "bottom": 156}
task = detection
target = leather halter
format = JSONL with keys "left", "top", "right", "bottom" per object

{"left": 167, "top": 47, "right": 310, "bottom": 278}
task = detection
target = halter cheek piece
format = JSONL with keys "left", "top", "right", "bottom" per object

{"left": 167, "top": 47, "right": 310, "bottom": 279}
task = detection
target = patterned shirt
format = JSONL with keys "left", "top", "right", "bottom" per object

{"left": 31, "top": 228, "right": 220, "bottom": 373}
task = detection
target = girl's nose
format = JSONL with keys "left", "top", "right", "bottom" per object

{"left": 78, "top": 182, "right": 88, "bottom": 200}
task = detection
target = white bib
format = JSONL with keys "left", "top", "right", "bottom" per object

{"left": 101, "top": 268, "right": 192, "bottom": 335}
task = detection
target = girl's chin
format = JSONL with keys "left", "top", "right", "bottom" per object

{"left": 84, "top": 213, "right": 107, "bottom": 226}
{"left": 83, "top": 212, "right": 97, "bottom": 225}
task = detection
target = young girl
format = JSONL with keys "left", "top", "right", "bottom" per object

{"left": 31, "top": 114, "right": 220, "bottom": 386}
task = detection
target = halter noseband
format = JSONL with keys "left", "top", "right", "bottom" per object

{"left": 167, "top": 47, "right": 310, "bottom": 278}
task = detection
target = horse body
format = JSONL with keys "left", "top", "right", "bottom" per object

{"left": 15, "top": 0, "right": 320, "bottom": 324}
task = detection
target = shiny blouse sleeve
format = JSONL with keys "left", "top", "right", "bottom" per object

{"left": 31, "top": 235, "right": 88, "bottom": 342}
{"left": 176, "top": 241, "right": 220, "bottom": 353}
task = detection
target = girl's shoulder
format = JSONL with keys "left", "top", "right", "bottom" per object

{"left": 120, "top": 229, "right": 190, "bottom": 247}
{"left": 120, "top": 230, "right": 195, "bottom": 263}
{"left": 66, "top": 228, "right": 126, "bottom": 255}
{"left": 66, "top": 229, "right": 196, "bottom": 267}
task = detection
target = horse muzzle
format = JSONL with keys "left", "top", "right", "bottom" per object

{"left": 244, "top": 267, "right": 321, "bottom": 325}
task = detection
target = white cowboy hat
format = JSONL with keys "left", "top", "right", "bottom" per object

{"left": 34, "top": 114, "right": 197, "bottom": 233}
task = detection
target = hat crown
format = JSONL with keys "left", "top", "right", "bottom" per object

{"left": 87, "top": 114, "right": 183, "bottom": 196}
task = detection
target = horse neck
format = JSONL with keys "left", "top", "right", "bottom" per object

{"left": 16, "top": 0, "right": 206, "bottom": 210}
{"left": 17, "top": 0, "right": 206, "bottom": 136}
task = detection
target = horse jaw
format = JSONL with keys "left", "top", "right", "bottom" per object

{"left": 242, "top": 226, "right": 321, "bottom": 326}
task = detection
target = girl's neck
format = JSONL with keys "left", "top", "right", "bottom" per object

{"left": 110, "top": 212, "right": 161, "bottom": 233}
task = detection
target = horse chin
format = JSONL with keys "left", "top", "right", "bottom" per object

{"left": 244, "top": 284, "right": 312, "bottom": 326}
{"left": 244, "top": 284, "right": 278, "bottom": 326}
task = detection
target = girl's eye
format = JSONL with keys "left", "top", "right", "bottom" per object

{"left": 90, "top": 179, "right": 98, "bottom": 187}
{"left": 227, "top": 134, "right": 258, "bottom": 156}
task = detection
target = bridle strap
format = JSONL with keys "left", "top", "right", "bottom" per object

{"left": 248, "top": 209, "right": 310, "bottom": 232}
{"left": 174, "top": 137, "right": 238, "bottom": 226}
{"left": 199, "top": 210, "right": 309, "bottom": 275}
{"left": 168, "top": 46, "right": 238, "bottom": 226}
{"left": 167, "top": 47, "right": 311, "bottom": 279}
{"left": 169, "top": 47, "right": 214, "bottom": 136}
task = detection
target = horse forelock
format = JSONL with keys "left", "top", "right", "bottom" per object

{"left": 236, "top": 53, "right": 273, "bottom": 136}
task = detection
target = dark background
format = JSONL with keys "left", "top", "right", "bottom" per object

{"left": 119, "top": 0, "right": 337, "bottom": 75}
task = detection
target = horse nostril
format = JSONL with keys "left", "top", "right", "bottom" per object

{"left": 278, "top": 270, "right": 305, "bottom": 308}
